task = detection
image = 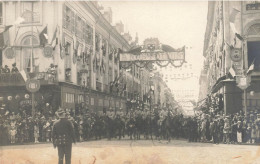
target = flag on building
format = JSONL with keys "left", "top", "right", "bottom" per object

{"left": 229, "top": 65, "right": 236, "bottom": 78}
{"left": 247, "top": 59, "right": 255, "bottom": 75}
{"left": 39, "top": 26, "right": 48, "bottom": 46}
{"left": 229, "top": 8, "right": 240, "bottom": 34}
{"left": 229, "top": 8, "right": 240, "bottom": 23}
{"left": 51, "top": 25, "right": 60, "bottom": 50}
{"left": 235, "top": 33, "right": 244, "bottom": 41}
{"left": 20, "top": 69, "right": 29, "bottom": 82}
{"left": 0, "top": 25, "right": 13, "bottom": 49}
{"left": 13, "top": 16, "right": 25, "bottom": 25}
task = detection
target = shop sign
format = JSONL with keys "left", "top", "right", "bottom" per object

{"left": 236, "top": 75, "right": 251, "bottom": 90}
{"left": 230, "top": 48, "right": 242, "bottom": 62}
{"left": 26, "top": 79, "right": 40, "bottom": 93}
{"left": 20, "top": 99, "right": 38, "bottom": 106}
{"left": 246, "top": 3, "right": 260, "bottom": 10}
{"left": 44, "top": 45, "right": 53, "bottom": 58}
{"left": 120, "top": 50, "right": 185, "bottom": 61}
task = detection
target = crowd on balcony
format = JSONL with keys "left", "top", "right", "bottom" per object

{"left": 0, "top": 63, "right": 19, "bottom": 74}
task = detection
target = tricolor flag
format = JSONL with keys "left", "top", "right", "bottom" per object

{"left": 229, "top": 8, "right": 240, "bottom": 23}
{"left": 13, "top": 16, "right": 25, "bottom": 25}
{"left": 229, "top": 65, "right": 236, "bottom": 78}
{"left": 39, "top": 26, "right": 48, "bottom": 46}
{"left": 20, "top": 69, "right": 29, "bottom": 82}
{"left": 247, "top": 59, "right": 255, "bottom": 75}
{"left": 51, "top": 25, "right": 60, "bottom": 50}
{"left": 229, "top": 8, "right": 240, "bottom": 34}
{"left": 0, "top": 25, "right": 13, "bottom": 49}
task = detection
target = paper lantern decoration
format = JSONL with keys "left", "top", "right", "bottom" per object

{"left": 15, "top": 94, "right": 20, "bottom": 100}
{"left": 8, "top": 96, "right": 13, "bottom": 101}
{"left": 25, "top": 94, "right": 30, "bottom": 99}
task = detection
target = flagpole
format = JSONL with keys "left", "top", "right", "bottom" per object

{"left": 30, "top": 7, "right": 35, "bottom": 116}
{"left": 240, "top": 1, "right": 247, "bottom": 116}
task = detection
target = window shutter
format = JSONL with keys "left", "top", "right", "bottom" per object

{"left": 71, "top": 11, "right": 75, "bottom": 33}
{"left": 75, "top": 15, "right": 78, "bottom": 36}
{"left": 62, "top": 4, "right": 66, "bottom": 28}
{"left": 83, "top": 21, "right": 86, "bottom": 43}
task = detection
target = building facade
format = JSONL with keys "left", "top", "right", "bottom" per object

{"left": 0, "top": 1, "right": 131, "bottom": 114}
{"left": 199, "top": 1, "right": 260, "bottom": 114}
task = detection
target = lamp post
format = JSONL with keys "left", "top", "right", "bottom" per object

{"left": 149, "top": 80, "right": 154, "bottom": 139}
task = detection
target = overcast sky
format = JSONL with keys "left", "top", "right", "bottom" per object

{"left": 101, "top": 1, "right": 208, "bottom": 100}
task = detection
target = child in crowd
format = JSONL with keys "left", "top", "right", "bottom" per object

{"left": 10, "top": 121, "right": 17, "bottom": 144}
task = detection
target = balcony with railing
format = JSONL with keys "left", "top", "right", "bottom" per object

{"left": 0, "top": 72, "right": 58, "bottom": 87}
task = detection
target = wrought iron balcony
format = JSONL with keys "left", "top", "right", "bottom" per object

{"left": 0, "top": 72, "right": 58, "bottom": 86}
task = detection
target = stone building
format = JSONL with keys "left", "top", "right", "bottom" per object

{"left": 199, "top": 1, "right": 260, "bottom": 114}
{"left": 0, "top": 1, "right": 132, "bottom": 113}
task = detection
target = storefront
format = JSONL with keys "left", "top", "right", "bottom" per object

{"left": 84, "top": 90, "right": 126, "bottom": 114}
{"left": 0, "top": 72, "right": 128, "bottom": 115}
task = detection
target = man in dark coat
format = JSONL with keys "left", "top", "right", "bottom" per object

{"left": 52, "top": 108, "right": 76, "bottom": 164}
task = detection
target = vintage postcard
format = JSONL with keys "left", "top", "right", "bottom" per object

{"left": 0, "top": 0, "right": 260, "bottom": 163}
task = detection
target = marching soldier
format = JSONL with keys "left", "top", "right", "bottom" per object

{"left": 52, "top": 108, "right": 76, "bottom": 164}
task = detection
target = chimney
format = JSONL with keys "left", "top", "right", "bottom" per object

{"left": 115, "top": 21, "right": 124, "bottom": 34}
{"left": 123, "top": 32, "right": 132, "bottom": 43}
{"left": 103, "top": 7, "right": 112, "bottom": 24}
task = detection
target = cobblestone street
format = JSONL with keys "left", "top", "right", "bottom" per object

{"left": 1, "top": 139, "right": 260, "bottom": 164}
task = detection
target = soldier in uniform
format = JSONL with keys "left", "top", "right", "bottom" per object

{"left": 52, "top": 108, "right": 76, "bottom": 164}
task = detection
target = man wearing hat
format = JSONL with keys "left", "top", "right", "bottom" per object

{"left": 11, "top": 63, "right": 18, "bottom": 73}
{"left": 3, "top": 65, "right": 10, "bottom": 73}
{"left": 52, "top": 108, "right": 76, "bottom": 164}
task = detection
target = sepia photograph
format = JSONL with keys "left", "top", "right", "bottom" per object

{"left": 0, "top": 0, "right": 260, "bottom": 163}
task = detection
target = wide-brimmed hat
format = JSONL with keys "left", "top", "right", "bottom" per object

{"left": 57, "top": 107, "right": 66, "bottom": 118}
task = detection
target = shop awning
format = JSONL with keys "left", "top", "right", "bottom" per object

{"left": 211, "top": 76, "right": 235, "bottom": 93}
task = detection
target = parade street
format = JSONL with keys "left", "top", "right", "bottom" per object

{"left": 1, "top": 139, "right": 259, "bottom": 164}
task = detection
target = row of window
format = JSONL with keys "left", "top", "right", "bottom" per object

{"left": 65, "top": 93, "right": 85, "bottom": 104}
{"left": 63, "top": 5, "right": 93, "bottom": 45}
{"left": 65, "top": 93, "right": 75, "bottom": 103}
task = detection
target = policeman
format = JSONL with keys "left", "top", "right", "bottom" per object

{"left": 52, "top": 108, "right": 76, "bottom": 164}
